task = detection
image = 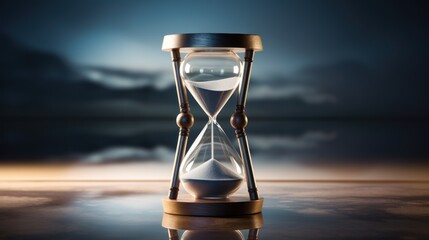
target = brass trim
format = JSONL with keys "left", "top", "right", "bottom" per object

{"left": 162, "top": 213, "right": 264, "bottom": 230}
{"left": 163, "top": 197, "right": 263, "bottom": 217}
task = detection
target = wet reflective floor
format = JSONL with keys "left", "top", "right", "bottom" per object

{"left": 0, "top": 181, "right": 428, "bottom": 240}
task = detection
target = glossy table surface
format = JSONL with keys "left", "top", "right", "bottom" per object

{"left": 0, "top": 181, "right": 428, "bottom": 240}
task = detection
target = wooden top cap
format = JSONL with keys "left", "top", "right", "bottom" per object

{"left": 162, "top": 33, "right": 263, "bottom": 52}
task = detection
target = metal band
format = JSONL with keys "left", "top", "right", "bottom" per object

{"left": 179, "top": 103, "right": 190, "bottom": 113}
{"left": 179, "top": 128, "right": 190, "bottom": 137}
{"left": 235, "top": 128, "right": 246, "bottom": 138}
{"left": 162, "top": 33, "right": 263, "bottom": 52}
{"left": 169, "top": 187, "right": 180, "bottom": 200}
{"left": 236, "top": 104, "right": 245, "bottom": 112}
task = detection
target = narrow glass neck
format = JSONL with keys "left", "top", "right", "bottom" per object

{"left": 208, "top": 115, "right": 217, "bottom": 123}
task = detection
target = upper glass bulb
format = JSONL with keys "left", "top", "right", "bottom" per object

{"left": 180, "top": 50, "right": 242, "bottom": 118}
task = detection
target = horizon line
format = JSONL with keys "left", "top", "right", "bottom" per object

{"left": 1, "top": 179, "right": 428, "bottom": 183}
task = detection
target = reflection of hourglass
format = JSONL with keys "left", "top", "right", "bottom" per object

{"left": 162, "top": 213, "right": 263, "bottom": 240}
{"left": 162, "top": 33, "right": 263, "bottom": 216}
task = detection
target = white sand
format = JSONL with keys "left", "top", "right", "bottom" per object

{"left": 181, "top": 159, "right": 243, "bottom": 199}
{"left": 185, "top": 77, "right": 239, "bottom": 91}
{"left": 182, "top": 159, "right": 242, "bottom": 181}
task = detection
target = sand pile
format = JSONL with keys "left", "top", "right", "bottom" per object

{"left": 181, "top": 159, "right": 243, "bottom": 199}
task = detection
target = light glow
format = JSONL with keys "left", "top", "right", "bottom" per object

{"left": 185, "top": 63, "right": 191, "bottom": 73}
{"left": 233, "top": 66, "right": 239, "bottom": 74}
{"left": 0, "top": 163, "right": 428, "bottom": 181}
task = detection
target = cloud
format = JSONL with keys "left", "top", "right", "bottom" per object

{"left": 79, "top": 66, "right": 173, "bottom": 90}
{"left": 251, "top": 131, "right": 337, "bottom": 150}
{"left": 385, "top": 205, "right": 429, "bottom": 217}
{"left": 0, "top": 196, "right": 51, "bottom": 208}
{"left": 248, "top": 85, "right": 337, "bottom": 104}
{"left": 296, "top": 207, "right": 335, "bottom": 215}
{"left": 2, "top": 30, "right": 427, "bottom": 119}
{"left": 80, "top": 146, "right": 175, "bottom": 164}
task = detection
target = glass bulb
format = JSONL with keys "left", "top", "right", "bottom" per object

{"left": 179, "top": 50, "right": 244, "bottom": 199}
{"left": 180, "top": 50, "right": 242, "bottom": 118}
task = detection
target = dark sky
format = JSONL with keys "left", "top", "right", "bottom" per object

{"left": 1, "top": 1, "right": 427, "bottom": 72}
{"left": 1, "top": 0, "right": 429, "bottom": 118}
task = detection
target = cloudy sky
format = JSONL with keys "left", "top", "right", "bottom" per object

{"left": 0, "top": 0, "right": 428, "bottom": 180}
{"left": 1, "top": 0, "right": 428, "bottom": 118}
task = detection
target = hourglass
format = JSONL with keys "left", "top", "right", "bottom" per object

{"left": 162, "top": 33, "right": 263, "bottom": 216}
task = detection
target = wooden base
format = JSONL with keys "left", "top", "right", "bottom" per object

{"left": 163, "top": 196, "right": 263, "bottom": 217}
{"left": 162, "top": 213, "right": 264, "bottom": 230}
